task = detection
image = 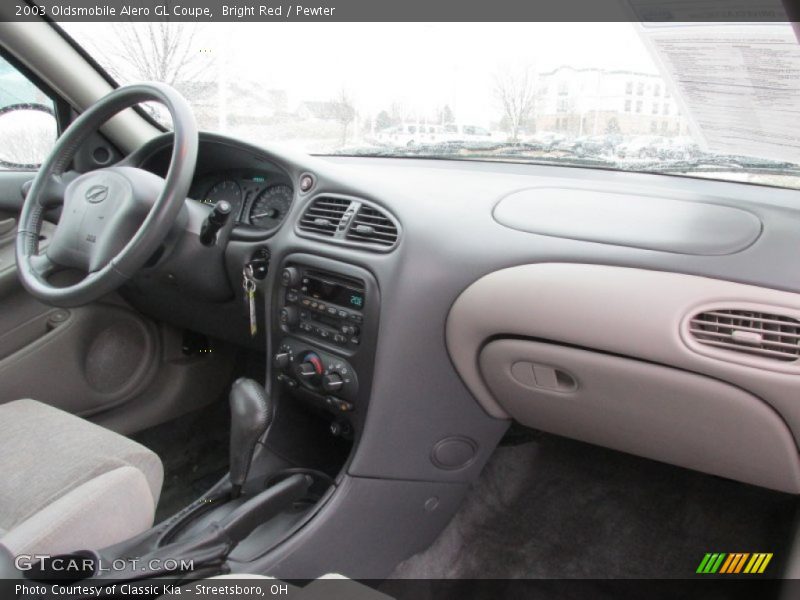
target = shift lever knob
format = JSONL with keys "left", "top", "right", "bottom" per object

{"left": 229, "top": 378, "right": 273, "bottom": 497}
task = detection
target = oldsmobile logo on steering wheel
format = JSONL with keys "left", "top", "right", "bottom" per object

{"left": 84, "top": 184, "right": 109, "bottom": 204}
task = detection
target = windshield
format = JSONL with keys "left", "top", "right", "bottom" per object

{"left": 63, "top": 22, "right": 800, "bottom": 189}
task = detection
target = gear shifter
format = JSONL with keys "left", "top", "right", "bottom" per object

{"left": 228, "top": 378, "right": 273, "bottom": 498}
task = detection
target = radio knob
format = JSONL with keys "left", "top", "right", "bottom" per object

{"left": 281, "top": 267, "right": 301, "bottom": 287}
{"left": 322, "top": 372, "right": 344, "bottom": 392}
{"left": 279, "top": 307, "right": 299, "bottom": 326}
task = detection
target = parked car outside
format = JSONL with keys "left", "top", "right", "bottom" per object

{"left": 375, "top": 123, "right": 446, "bottom": 147}
{"left": 441, "top": 124, "right": 493, "bottom": 144}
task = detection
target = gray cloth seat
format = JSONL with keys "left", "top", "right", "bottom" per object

{"left": 0, "top": 399, "right": 163, "bottom": 556}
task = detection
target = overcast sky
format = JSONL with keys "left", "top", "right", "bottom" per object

{"left": 66, "top": 22, "right": 658, "bottom": 122}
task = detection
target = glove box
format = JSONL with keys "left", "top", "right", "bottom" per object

{"left": 479, "top": 338, "right": 800, "bottom": 493}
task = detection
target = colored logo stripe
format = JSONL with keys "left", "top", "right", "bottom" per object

{"left": 697, "top": 553, "right": 773, "bottom": 574}
{"left": 697, "top": 553, "right": 726, "bottom": 574}
{"left": 745, "top": 553, "right": 773, "bottom": 574}
{"left": 720, "top": 553, "right": 749, "bottom": 573}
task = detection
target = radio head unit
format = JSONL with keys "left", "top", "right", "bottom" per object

{"left": 279, "top": 266, "right": 366, "bottom": 349}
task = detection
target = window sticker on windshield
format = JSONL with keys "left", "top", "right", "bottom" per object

{"left": 635, "top": 20, "right": 800, "bottom": 164}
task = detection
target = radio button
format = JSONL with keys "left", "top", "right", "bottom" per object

{"left": 280, "top": 307, "right": 299, "bottom": 326}
{"left": 350, "top": 314, "right": 363, "bottom": 324}
{"left": 334, "top": 334, "right": 347, "bottom": 344}
{"left": 338, "top": 310, "right": 348, "bottom": 318}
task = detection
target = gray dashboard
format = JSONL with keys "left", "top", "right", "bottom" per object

{"left": 123, "top": 133, "right": 800, "bottom": 489}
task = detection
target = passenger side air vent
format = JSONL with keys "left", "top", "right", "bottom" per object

{"left": 298, "top": 197, "right": 351, "bottom": 237}
{"left": 346, "top": 205, "right": 399, "bottom": 248}
{"left": 689, "top": 309, "right": 800, "bottom": 362}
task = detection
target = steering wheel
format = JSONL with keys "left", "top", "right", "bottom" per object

{"left": 16, "top": 83, "right": 197, "bottom": 308}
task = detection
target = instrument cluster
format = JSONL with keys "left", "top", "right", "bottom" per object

{"left": 191, "top": 170, "right": 294, "bottom": 232}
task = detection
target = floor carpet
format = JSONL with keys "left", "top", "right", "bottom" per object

{"left": 392, "top": 430, "right": 798, "bottom": 580}
{"left": 131, "top": 398, "right": 230, "bottom": 523}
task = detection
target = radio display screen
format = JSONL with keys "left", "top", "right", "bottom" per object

{"left": 306, "top": 277, "right": 365, "bottom": 311}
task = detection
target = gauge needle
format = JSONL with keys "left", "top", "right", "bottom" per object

{"left": 252, "top": 211, "right": 278, "bottom": 219}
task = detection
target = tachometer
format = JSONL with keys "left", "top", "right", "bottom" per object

{"left": 203, "top": 180, "right": 242, "bottom": 207}
{"left": 248, "top": 184, "right": 293, "bottom": 229}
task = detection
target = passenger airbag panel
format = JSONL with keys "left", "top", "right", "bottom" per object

{"left": 493, "top": 187, "right": 762, "bottom": 255}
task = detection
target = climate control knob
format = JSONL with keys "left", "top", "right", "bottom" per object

{"left": 295, "top": 352, "right": 324, "bottom": 385}
{"left": 296, "top": 362, "right": 318, "bottom": 380}
{"left": 273, "top": 352, "right": 291, "bottom": 370}
{"left": 322, "top": 372, "right": 344, "bottom": 392}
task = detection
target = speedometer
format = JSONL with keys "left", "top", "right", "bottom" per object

{"left": 203, "top": 180, "right": 242, "bottom": 207}
{"left": 248, "top": 184, "right": 293, "bottom": 229}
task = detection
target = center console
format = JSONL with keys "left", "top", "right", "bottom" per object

{"left": 271, "top": 254, "right": 380, "bottom": 434}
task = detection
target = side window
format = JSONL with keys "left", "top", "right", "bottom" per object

{"left": 0, "top": 54, "right": 58, "bottom": 170}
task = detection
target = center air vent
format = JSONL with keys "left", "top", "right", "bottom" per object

{"left": 296, "top": 194, "right": 400, "bottom": 251}
{"left": 689, "top": 309, "right": 800, "bottom": 362}
{"left": 298, "top": 197, "right": 351, "bottom": 237}
{"left": 346, "top": 205, "right": 399, "bottom": 247}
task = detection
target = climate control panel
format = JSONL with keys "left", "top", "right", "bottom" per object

{"left": 273, "top": 337, "right": 359, "bottom": 412}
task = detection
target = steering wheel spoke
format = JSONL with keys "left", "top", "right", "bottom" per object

{"left": 27, "top": 171, "right": 80, "bottom": 208}
{"left": 29, "top": 252, "right": 57, "bottom": 279}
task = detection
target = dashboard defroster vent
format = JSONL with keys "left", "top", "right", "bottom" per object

{"left": 689, "top": 309, "right": 800, "bottom": 362}
{"left": 346, "top": 205, "right": 399, "bottom": 247}
{"left": 298, "top": 197, "right": 351, "bottom": 237}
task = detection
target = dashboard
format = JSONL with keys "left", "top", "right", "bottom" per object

{"left": 124, "top": 131, "right": 800, "bottom": 492}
